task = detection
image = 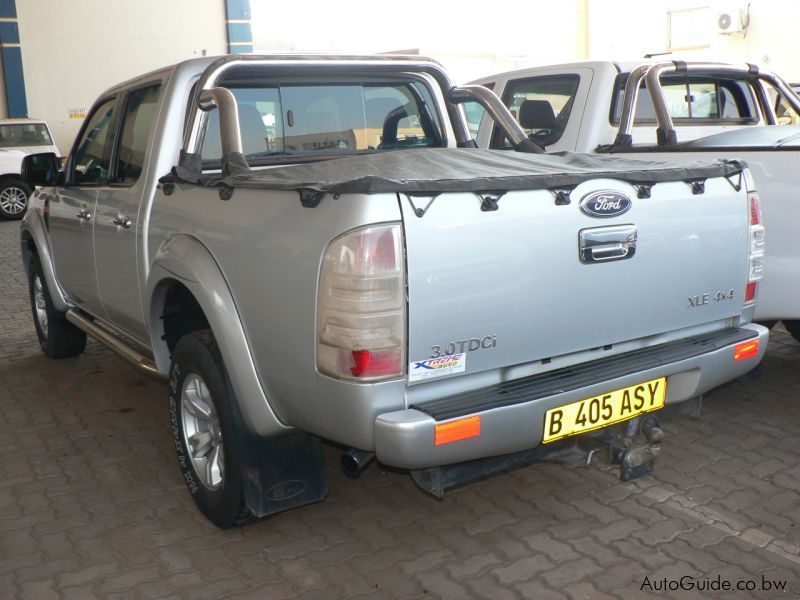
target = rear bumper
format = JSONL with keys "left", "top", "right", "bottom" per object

{"left": 375, "top": 324, "right": 768, "bottom": 469}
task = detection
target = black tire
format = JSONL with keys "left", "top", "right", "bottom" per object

{"left": 28, "top": 254, "right": 87, "bottom": 358}
{"left": 0, "top": 178, "right": 31, "bottom": 220}
{"left": 782, "top": 320, "right": 800, "bottom": 344}
{"left": 169, "top": 330, "right": 253, "bottom": 529}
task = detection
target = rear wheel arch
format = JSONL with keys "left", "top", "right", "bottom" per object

{"left": 20, "top": 211, "right": 69, "bottom": 312}
{"left": 147, "top": 236, "right": 288, "bottom": 437}
{"left": 149, "top": 277, "right": 210, "bottom": 369}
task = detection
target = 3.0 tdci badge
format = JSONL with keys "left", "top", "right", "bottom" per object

{"left": 580, "top": 190, "right": 632, "bottom": 218}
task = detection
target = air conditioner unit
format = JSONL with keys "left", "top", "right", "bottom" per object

{"left": 716, "top": 8, "right": 744, "bottom": 34}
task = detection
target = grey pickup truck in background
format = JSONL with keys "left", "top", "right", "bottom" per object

{"left": 20, "top": 55, "right": 767, "bottom": 528}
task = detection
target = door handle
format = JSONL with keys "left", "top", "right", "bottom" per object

{"left": 76, "top": 209, "right": 92, "bottom": 221}
{"left": 586, "top": 243, "right": 631, "bottom": 261}
{"left": 113, "top": 215, "right": 132, "bottom": 229}
{"left": 579, "top": 224, "right": 637, "bottom": 264}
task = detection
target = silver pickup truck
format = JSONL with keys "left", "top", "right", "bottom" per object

{"left": 20, "top": 55, "right": 768, "bottom": 528}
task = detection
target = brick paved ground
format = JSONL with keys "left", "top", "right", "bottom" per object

{"left": 1, "top": 218, "right": 799, "bottom": 599}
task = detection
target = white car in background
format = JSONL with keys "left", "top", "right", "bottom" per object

{"left": 0, "top": 118, "right": 60, "bottom": 219}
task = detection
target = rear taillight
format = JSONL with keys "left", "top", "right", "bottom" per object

{"left": 317, "top": 224, "right": 406, "bottom": 381}
{"left": 744, "top": 281, "right": 757, "bottom": 304}
{"left": 744, "top": 191, "right": 764, "bottom": 307}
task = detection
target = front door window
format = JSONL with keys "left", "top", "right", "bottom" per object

{"left": 71, "top": 98, "right": 115, "bottom": 185}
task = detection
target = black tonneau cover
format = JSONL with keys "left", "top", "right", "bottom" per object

{"left": 170, "top": 148, "right": 745, "bottom": 195}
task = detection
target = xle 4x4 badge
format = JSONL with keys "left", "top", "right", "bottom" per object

{"left": 688, "top": 289, "right": 735, "bottom": 307}
{"left": 580, "top": 190, "right": 632, "bottom": 218}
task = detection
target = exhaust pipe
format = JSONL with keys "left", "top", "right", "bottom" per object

{"left": 341, "top": 448, "right": 375, "bottom": 478}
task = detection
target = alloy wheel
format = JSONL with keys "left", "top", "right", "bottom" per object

{"left": 180, "top": 373, "right": 225, "bottom": 490}
{"left": 0, "top": 186, "right": 27, "bottom": 215}
{"left": 33, "top": 275, "right": 48, "bottom": 338}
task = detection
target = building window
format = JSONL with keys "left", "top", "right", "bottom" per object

{"left": 667, "top": 7, "right": 710, "bottom": 49}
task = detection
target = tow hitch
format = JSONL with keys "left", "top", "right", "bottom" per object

{"left": 581, "top": 416, "right": 664, "bottom": 481}
{"left": 580, "top": 395, "right": 701, "bottom": 481}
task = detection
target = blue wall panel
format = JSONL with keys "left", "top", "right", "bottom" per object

{"left": 0, "top": 21, "right": 20, "bottom": 44}
{"left": 2, "top": 47, "right": 27, "bottom": 117}
{"left": 225, "top": 0, "right": 252, "bottom": 54}
{"left": 225, "top": 0, "right": 250, "bottom": 20}
{"left": 226, "top": 22, "right": 252, "bottom": 44}
{"left": 228, "top": 43, "right": 253, "bottom": 54}
{"left": 0, "top": 0, "right": 16, "bottom": 19}
{"left": 0, "top": 0, "right": 26, "bottom": 117}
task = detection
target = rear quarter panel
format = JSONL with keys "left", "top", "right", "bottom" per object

{"left": 148, "top": 185, "right": 406, "bottom": 449}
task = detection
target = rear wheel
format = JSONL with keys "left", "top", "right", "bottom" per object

{"left": 0, "top": 179, "right": 31, "bottom": 220}
{"left": 169, "top": 330, "right": 253, "bottom": 528}
{"left": 27, "top": 254, "right": 87, "bottom": 358}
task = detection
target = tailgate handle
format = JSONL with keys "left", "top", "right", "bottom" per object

{"left": 579, "top": 224, "right": 637, "bottom": 264}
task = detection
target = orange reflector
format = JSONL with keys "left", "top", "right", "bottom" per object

{"left": 734, "top": 340, "right": 760, "bottom": 361}
{"left": 434, "top": 416, "right": 481, "bottom": 446}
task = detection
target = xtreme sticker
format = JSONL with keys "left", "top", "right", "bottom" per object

{"left": 408, "top": 353, "right": 467, "bottom": 382}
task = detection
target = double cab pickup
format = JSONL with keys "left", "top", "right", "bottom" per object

{"left": 20, "top": 55, "right": 767, "bottom": 527}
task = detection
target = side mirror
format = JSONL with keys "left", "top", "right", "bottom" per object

{"left": 21, "top": 152, "right": 61, "bottom": 187}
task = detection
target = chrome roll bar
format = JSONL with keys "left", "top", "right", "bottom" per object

{"left": 181, "top": 54, "right": 474, "bottom": 157}
{"left": 197, "top": 87, "right": 242, "bottom": 156}
{"left": 617, "top": 61, "right": 800, "bottom": 146}
{"left": 447, "top": 84, "right": 531, "bottom": 148}
{"left": 616, "top": 64, "right": 652, "bottom": 143}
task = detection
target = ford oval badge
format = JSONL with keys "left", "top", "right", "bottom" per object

{"left": 580, "top": 190, "right": 632, "bottom": 218}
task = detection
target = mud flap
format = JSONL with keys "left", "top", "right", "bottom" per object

{"left": 237, "top": 431, "right": 328, "bottom": 518}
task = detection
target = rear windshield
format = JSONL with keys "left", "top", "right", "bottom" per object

{"left": 0, "top": 123, "right": 52, "bottom": 148}
{"left": 610, "top": 74, "right": 758, "bottom": 123}
{"left": 200, "top": 80, "right": 443, "bottom": 163}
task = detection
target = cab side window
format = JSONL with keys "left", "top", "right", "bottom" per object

{"left": 113, "top": 84, "right": 161, "bottom": 185}
{"left": 71, "top": 98, "right": 115, "bottom": 185}
{"left": 492, "top": 75, "right": 580, "bottom": 149}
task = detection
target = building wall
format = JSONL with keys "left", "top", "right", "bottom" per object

{"left": 587, "top": 0, "right": 800, "bottom": 82}
{"left": 250, "top": 0, "right": 583, "bottom": 83}
{"left": 15, "top": 0, "right": 228, "bottom": 151}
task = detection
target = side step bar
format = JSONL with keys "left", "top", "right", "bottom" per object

{"left": 65, "top": 309, "right": 166, "bottom": 381}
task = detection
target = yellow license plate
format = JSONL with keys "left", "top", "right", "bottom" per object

{"left": 542, "top": 377, "right": 666, "bottom": 443}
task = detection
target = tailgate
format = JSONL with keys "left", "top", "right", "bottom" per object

{"left": 402, "top": 177, "right": 748, "bottom": 383}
